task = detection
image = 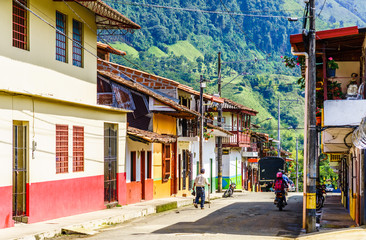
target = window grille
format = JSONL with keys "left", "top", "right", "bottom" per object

{"left": 56, "top": 125, "right": 68, "bottom": 173}
{"left": 72, "top": 19, "right": 83, "bottom": 67}
{"left": 73, "top": 126, "right": 84, "bottom": 172}
{"left": 12, "top": 0, "right": 28, "bottom": 50}
{"left": 56, "top": 11, "right": 67, "bottom": 62}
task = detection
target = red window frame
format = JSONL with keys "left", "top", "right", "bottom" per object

{"left": 162, "top": 144, "right": 171, "bottom": 181}
{"left": 72, "top": 19, "right": 83, "bottom": 67}
{"left": 12, "top": 0, "right": 28, "bottom": 50}
{"left": 73, "top": 126, "right": 84, "bottom": 172}
{"left": 56, "top": 11, "right": 67, "bottom": 62}
{"left": 131, "top": 151, "right": 136, "bottom": 181}
{"left": 56, "top": 125, "right": 68, "bottom": 173}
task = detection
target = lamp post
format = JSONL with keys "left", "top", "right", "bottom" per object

{"left": 288, "top": 126, "right": 299, "bottom": 192}
{"left": 199, "top": 75, "right": 208, "bottom": 170}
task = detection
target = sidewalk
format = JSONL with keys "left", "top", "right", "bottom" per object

{"left": 0, "top": 192, "right": 223, "bottom": 240}
{"left": 320, "top": 193, "right": 356, "bottom": 229}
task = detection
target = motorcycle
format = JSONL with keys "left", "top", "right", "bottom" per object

{"left": 316, "top": 185, "right": 326, "bottom": 210}
{"left": 222, "top": 180, "right": 236, "bottom": 198}
{"left": 274, "top": 191, "right": 286, "bottom": 211}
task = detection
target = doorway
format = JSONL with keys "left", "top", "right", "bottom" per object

{"left": 104, "top": 123, "right": 118, "bottom": 203}
{"left": 12, "top": 122, "right": 28, "bottom": 223}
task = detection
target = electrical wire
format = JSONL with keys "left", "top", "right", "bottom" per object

{"left": 317, "top": 0, "right": 327, "bottom": 18}
{"left": 103, "top": 0, "right": 303, "bottom": 18}
{"left": 62, "top": 0, "right": 147, "bottom": 73}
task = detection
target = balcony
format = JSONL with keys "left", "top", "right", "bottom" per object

{"left": 222, "top": 131, "right": 250, "bottom": 148}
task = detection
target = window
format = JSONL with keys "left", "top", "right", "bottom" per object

{"left": 12, "top": 0, "right": 28, "bottom": 50}
{"left": 162, "top": 144, "right": 171, "bottom": 181}
{"left": 130, "top": 151, "right": 136, "bottom": 181}
{"left": 147, "top": 151, "right": 152, "bottom": 179}
{"left": 56, "top": 11, "right": 67, "bottom": 62}
{"left": 72, "top": 19, "right": 83, "bottom": 67}
{"left": 56, "top": 125, "right": 68, "bottom": 173}
{"left": 73, "top": 126, "right": 84, "bottom": 172}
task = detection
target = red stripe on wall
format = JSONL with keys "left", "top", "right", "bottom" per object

{"left": 144, "top": 179, "right": 154, "bottom": 201}
{"left": 126, "top": 181, "right": 142, "bottom": 204}
{"left": 0, "top": 186, "right": 14, "bottom": 229}
{"left": 117, "top": 172, "right": 126, "bottom": 205}
{"left": 27, "top": 175, "right": 105, "bottom": 223}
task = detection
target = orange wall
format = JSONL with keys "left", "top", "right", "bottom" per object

{"left": 152, "top": 114, "right": 176, "bottom": 198}
{"left": 153, "top": 113, "right": 176, "bottom": 135}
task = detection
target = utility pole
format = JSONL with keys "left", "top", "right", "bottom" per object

{"left": 296, "top": 136, "right": 299, "bottom": 192}
{"left": 199, "top": 75, "right": 204, "bottom": 171}
{"left": 306, "top": 0, "right": 317, "bottom": 233}
{"left": 277, "top": 99, "right": 281, "bottom": 157}
{"left": 217, "top": 52, "right": 223, "bottom": 192}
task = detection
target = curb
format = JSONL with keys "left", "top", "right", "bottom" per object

{"left": 15, "top": 198, "right": 197, "bottom": 240}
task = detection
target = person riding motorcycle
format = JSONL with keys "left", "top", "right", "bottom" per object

{"left": 273, "top": 172, "right": 289, "bottom": 205}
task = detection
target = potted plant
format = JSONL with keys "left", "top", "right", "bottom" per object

{"left": 327, "top": 80, "right": 344, "bottom": 99}
{"left": 327, "top": 57, "right": 339, "bottom": 77}
{"left": 203, "top": 127, "right": 214, "bottom": 140}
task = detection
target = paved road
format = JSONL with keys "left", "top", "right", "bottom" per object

{"left": 56, "top": 192, "right": 303, "bottom": 240}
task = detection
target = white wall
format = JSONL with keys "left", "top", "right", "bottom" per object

{"left": 191, "top": 138, "right": 216, "bottom": 180}
{"left": 0, "top": 94, "right": 127, "bottom": 186}
{"left": 125, "top": 138, "right": 152, "bottom": 182}
{"left": 0, "top": 1, "right": 98, "bottom": 104}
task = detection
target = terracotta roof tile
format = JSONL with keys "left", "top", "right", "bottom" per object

{"left": 128, "top": 126, "right": 176, "bottom": 143}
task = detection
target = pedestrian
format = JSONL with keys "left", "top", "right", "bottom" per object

{"left": 193, "top": 168, "right": 210, "bottom": 209}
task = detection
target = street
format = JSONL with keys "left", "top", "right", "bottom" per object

{"left": 57, "top": 192, "right": 303, "bottom": 240}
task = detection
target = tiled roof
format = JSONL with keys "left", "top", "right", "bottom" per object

{"left": 128, "top": 126, "right": 176, "bottom": 143}
{"left": 222, "top": 97, "right": 258, "bottom": 115}
{"left": 206, "top": 123, "right": 233, "bottom": 136}
{"left": 98, "top": 70, "right": 200, "bottom": 119}
{"left": 74, "top": 0, "right": 141, "bottom": 29}
{"left": 97, "top": 42, "right": 126, "bottom": 56}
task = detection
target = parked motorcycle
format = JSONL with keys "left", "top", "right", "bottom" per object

{"left": 274, "top": 191, "right": 286, "bottom": 211}
{"left": 223, "top": 180, "right": 236, "bottom": 198}
{"left": 316, "top": 185, "right": 326, "bottom": 210}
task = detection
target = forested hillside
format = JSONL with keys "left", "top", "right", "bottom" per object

{"left": 102, "top": 0, "right": 365, "bottom": 154}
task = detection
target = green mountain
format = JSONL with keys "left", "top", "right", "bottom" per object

{"left": 102, "top": 0, "right": 365, "bottom": 153}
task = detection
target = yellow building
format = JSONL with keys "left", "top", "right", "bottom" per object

{"left": 0, "top": 0, "right": 139, "bottom": 228}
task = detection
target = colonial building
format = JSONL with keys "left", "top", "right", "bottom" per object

{"left": 0, "top": 0, "right": 139, "bottom": 228}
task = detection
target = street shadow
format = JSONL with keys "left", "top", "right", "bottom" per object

{"left": 152, "top": 195, "right": 303, "bottom": 238}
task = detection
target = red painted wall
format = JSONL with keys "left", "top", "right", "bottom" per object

{"left": 0, "top": 186, "right": 14, "bottom": 229}
{"left": 126, "top": 181, "right": 142, "bottom": 204}
{"left": 27, "top": 175, "right": 105, "bottom": 223}
{"left": 144, "top": 179, "right": 154, "bottom": 201}
{"left": 117, "top": 172, "right": 127, "bottom": 205}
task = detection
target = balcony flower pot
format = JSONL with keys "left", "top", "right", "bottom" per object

{"left": 327, "top": 68, "right": 336, "bottom": 77}
{"left": 316, "top": 116, "right": 321, "bottom": 126}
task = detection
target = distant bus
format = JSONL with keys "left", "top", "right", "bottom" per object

{"left": 258, "top": 157, "right": 285, "bottom": 192}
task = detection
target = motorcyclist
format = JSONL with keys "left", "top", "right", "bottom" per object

{"left": 273, "top": 172, "right": 288, "bottom": 205}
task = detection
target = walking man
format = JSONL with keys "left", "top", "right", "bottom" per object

{"left": 193, "top": 169, "right": 210, "bottom": 209}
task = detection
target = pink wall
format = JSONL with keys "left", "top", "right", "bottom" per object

{"left": 126, "top": 181, "right": 142, "bottom": 204}
{"left": 117, "top": 172, "right": 127, "bottom": 205}
{"left": 0, "top": 186, "right": 14, "bottom": 229}
{"left": 27, "top": 175, "right": 105, "bottom": 223}
{"left": 144, "top": 179, "right": 154, "bottom": 201}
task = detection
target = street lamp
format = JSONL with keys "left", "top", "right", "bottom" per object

{"left": 199, "top": 75, "right": 209, "bottom": 170}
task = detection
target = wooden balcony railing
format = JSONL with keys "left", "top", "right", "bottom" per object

{"left": 222, "top": 131, "right": 250, "bottom": 147}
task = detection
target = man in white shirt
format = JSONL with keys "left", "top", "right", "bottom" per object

{"left": 193, "top": 169, "right": 210, "bottom": 209}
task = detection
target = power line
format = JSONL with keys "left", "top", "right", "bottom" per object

{"left": 62, "top": 0, "right": 147, "bottom": 73}
{"left": 103, "top": 0, "right": 303, "bottom": 18}
{"left": 317, "top": 0, "right": 327, "bottom": 18}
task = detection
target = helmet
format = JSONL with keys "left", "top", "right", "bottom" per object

{"left": 276, "top": 172, "right": 283, "bottom": 178}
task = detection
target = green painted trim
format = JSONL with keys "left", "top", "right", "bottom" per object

{"left": 154, "top": 178, "right": 162, "bottom": 181}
